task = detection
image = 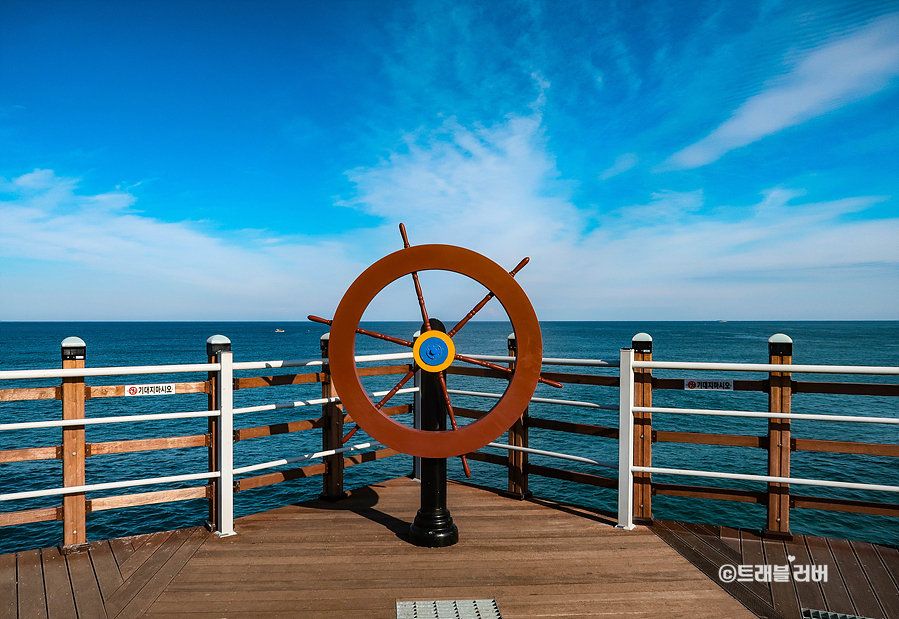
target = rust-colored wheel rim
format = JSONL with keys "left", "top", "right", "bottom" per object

{"left": 329, "top": 244, "right": 542, "bottom": 459}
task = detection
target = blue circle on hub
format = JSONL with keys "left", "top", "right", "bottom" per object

{"left": 423, "top": 339, "right": 449, "bottom": 364}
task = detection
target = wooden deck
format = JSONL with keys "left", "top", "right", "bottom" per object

{"left": 0, "top": 477, "right": 896, "bottom": 618}
{"left": 651, "top": 519, "right": 899, "bottom": 619}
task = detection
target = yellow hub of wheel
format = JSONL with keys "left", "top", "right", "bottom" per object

{"left": 413, "top": 330, "right": 456, "bottom": 373}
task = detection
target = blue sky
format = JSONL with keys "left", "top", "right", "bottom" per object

{"left": 1, "top": 0, "right": 897, "bottom": 320}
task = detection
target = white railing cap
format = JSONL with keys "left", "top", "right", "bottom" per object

{"left": 61, "top": 336, "right": 86, "bottom": 348}
{"left": 769, "top": 333, "right": 792, "bottom": 344}
{"left": 632, "top": 333, "right": 652, "bottom": 342}
{"left": 206, "top": 335, "right": 231, "bottom": 345}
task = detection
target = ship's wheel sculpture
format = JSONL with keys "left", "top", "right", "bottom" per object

{"left": 309, "top": 223, "right": 561, "bottom": 546}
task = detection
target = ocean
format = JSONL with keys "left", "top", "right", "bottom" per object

{"left": 0, "top": 321, "right": 896, "bottom": 555}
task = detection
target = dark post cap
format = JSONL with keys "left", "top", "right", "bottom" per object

{"left": 632, "top": 333, "right": 652, "bottom": 353}
{"left": 507, "top": 332, "right": 517, "bottom": 354}
{"left": 61, "top": 337, "right": 86, "bottom": 361}
{"left": 206, "top": 335, "right": 232, "bottom": 356}
{"left": 768, "top": 333, "right": 792, "bottom": 357}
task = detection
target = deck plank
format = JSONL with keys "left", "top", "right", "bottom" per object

{"left": 104, "top": 527, "right": 192, "bottom": 619}
{"left": 41, "top": 547, "right": 77, "bottom": 619}
{"left": 783, "top": 536, "right": 826, "bottom": 613}
{"left": 877, "top": 545, "right": 899, "bottom": 589}
{"left": 762, "top": 537, "right": 801, "bottom": 619}
{"left": 89, "top": 540, "right": 123, "bottom": 602}
{"left": 129, "top": 533, "right": 153, "bottom": 552}
{"left": 852, "top": 539, "right": 899, "bottom": 619}
{"left": 827, "top": 537, "right": 882, "bottom": 619}
{"left": 17, "top": 548, "right": 48, "bottom": 619}
{"left": 719, "top": 525, "right": 742, "bottom": 554}
{"left": 114, "top": 527, "right": 208, "bottom": 619}
{"left": 117, "top": 531, "right": 172, "bottom": 581}
{"left": 0, "top": 553, "right": 17, "bottom": 619}
{"left": 678, "top": 521, "right": 742, "bottom": 563}
{"left": 67, "top": 550, "right": 107, "bottom": 619}
{"left": 805, "top": 535, "right": 854, "bottom": 616}
{"left": 107, "top": 537, "right": 134, "bottom": 569}
{"left": 739, "top": 529, "right": 774, "bottom": 608}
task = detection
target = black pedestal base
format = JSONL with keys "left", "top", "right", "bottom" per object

{"left": 409, "top": 508, "right": 458, "bottom": 547}
{"left": 318, "top": 491, "right": 348, "bottom": 502}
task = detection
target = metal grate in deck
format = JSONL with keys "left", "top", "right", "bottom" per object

{"left": 802, "top": 610, "right": 877, "bottom": 619}
{"left": 396, "top": 599, "right": 502, "bottom": 619}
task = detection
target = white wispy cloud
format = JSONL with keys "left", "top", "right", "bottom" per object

{"left": 662, "top": 14, "right": 899, "bottom": 170}
{"left": 0, "top": 170, "right": 371, "bottom": 320}
{"left": 599, "top": 153, "right": 639, "bottom": 180}
{"left": 2, "top": 103, "right": 897, "bottom": 320}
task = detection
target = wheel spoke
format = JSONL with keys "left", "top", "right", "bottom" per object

{"left": 343, "top": 368, "right": 417, "bottom": 444}
{"left": 342, "top": 424, "right": 360, "bottom": 444}
{"left": 308, "top": 315, "right": 413, "bottom": 348}
{"left": 454, "top": 352, "right": 563, "bottom": 389}
{"left": 448, "top": 257, "right": 530, "bottom": 338}
{"left": 399, "top": 223, "right": 432, "bottom": 332}
{"left": 438, "top": 372, "right": 472, "bottom": 478}
{"left": 376, "top": 369, "right": 416, "bottom": 410}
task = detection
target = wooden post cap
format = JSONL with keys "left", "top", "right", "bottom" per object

{"left": 206, "top": 335, "right": 231, "bottom": 356}
{"left": 61, "top": 337, "right": 86, "bottom": 360}
{"left": 768, "top": 333, "right": 792, "bottom": 357}
{"left": 632, "top": 333, "right": 652, "bottom": 353}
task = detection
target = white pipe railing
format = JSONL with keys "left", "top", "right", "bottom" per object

{"left": 0, "top": 363, "right": 221, "bottom": 380}
{"left": 0, "top": 351, "right": 416, "bottom": 381}
{"left": 635, "top": 406, "right": 899, "bottom": 425}
{"left": 447, "top": 388, "right": 618, "bottom": 411}
{"left": 632, "top": 360, "right": 898, "bottom": 375}
{"left": 631, "top": 467, "right": 899, "bottom": 494}
{"left": 1, "top": 333, "right": 896, "bottom": 545}
{"left": 485, "top": 442, "right": 617, "bottom": 469}
{"left": 0, "top": 410, "right": 220, "bottom": 432}
{"left": 616, "top": 349, "right": 899, "bottom": 530}
{"left": 463, "top": 354, "right": 619, "bottom": 368}
{"left": 233, "top": 388, "right": 418, "bottom": 416}
{"left": 0, "top": 471, "right": 219, "bottom": 502}
{"left": 215, "top": 350, "right": 234, "bottom": 537}
{"left": 233, "top": 441, "right": 382, "bottom": 475}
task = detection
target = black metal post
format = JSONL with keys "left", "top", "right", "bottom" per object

{"left": 409, "top": 319, "right": 459, "bottom": 547}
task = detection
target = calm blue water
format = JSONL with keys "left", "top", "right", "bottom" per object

{"left": 0, "top": 321, "right": 896, "bottom": 554}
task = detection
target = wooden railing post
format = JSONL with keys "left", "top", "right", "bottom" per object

{"left": 766, "top": 333, "right": 793, "bottom": 538}
{"left": 507, "top": 333, "right": 530, "bottom": 498}
{"left": 60, "top": 336, "right": 87, "bottom": 552}
{"left": 320, "top": 333, "right": 346, "bottom": 501}
{"left": 206, "top": 335, "right": 231, "bottom": 529}
{"left": 632, "top": 333, "right": 653, "bottom": 524}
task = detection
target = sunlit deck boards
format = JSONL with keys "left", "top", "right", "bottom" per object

{"left": 4, "top": 477, "right": 896, "bottom": 619}
{"left": 0, "top": 477, "right": 752, "bottom": 618}
{"left": 150, "top": 477, "right": 754, "bottom": 619}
